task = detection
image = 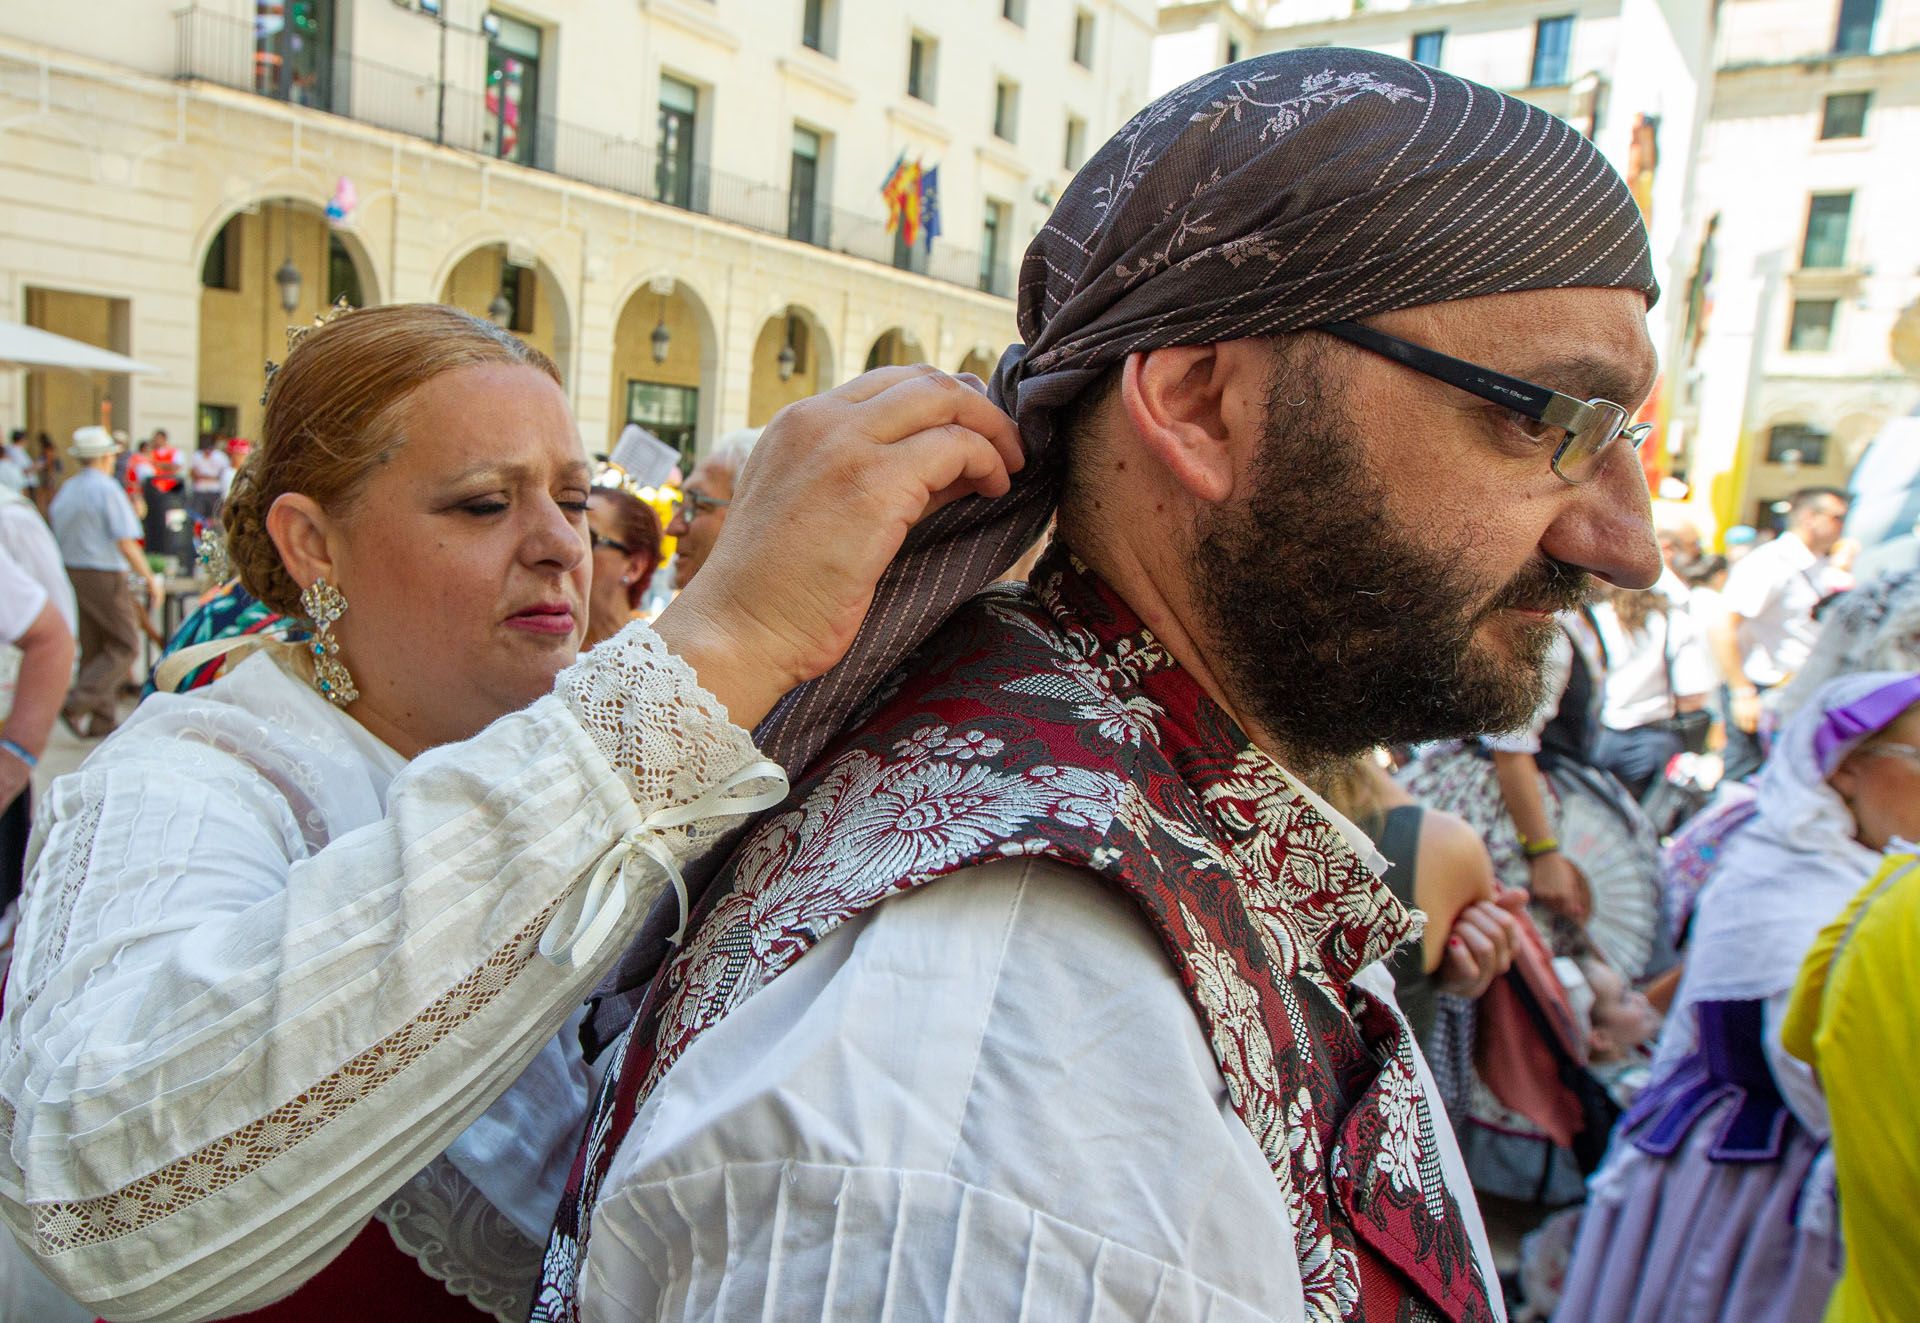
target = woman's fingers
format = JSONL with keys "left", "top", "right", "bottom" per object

{"left": 886, "top": 425, "right": 1017, "bottom": 514}
{"left": 851, "top": 370, "right": 1024, "bottom": 477}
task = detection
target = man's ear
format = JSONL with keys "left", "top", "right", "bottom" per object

{"left": 266, "top": 492, "right": 339, "bottom": 595}
{"left": 1118, "top": 341, "right": 1269, "bottom": 506}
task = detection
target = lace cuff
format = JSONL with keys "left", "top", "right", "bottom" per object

{"left": 546, "top": 622, "right": 787, "bottom": 967}
{"left": 556, "top": 619, "right": 766, "bottom": 814}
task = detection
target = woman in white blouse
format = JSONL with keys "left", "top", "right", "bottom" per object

{"left": 0, "top": 304, "right": 1020, "bottom": 1322}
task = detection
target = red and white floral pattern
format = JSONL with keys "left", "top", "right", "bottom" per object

{"left": 536, "top": 554, "right": 1495, "bottom": 1323}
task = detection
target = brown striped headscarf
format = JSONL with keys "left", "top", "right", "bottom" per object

{"left": 757, "top": 48, "right": 1656, "bottom": 771}
{"left": 587, "top": 49, "right": 1658, "bottom": 1043}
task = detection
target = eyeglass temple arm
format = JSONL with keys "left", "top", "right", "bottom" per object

{"left": 1319, "top": 320, "right": 1592, "bottom": 433}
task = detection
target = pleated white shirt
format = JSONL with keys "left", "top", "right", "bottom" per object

{"left": 583, "top": 856, "right": 1503, "bottom": 1323}
{"left": 0, "top": 624, "right": 782, "bottom": 1322}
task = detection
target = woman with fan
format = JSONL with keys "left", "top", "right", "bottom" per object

{"left": 1558, "top": 670, "right": 1920, "bottom": 1323}
{"left": 1400, "top": 609, "right": 1671, "bottom": 1205}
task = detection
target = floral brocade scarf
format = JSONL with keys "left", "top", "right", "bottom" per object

{"left": 535, "top": 553, "right": 1495, "bottom": 1323}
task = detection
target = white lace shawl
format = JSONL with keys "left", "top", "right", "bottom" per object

{"left": 0, "top": 622, "right": 782, "bottom": 1321}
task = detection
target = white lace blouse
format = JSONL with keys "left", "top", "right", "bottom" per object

{"left": 0, "top": 623, "right": 784, "bottom": 1322}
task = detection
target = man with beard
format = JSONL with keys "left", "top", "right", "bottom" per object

{"left": 536, "top": 49, "right": 1660, "bottom": 1323}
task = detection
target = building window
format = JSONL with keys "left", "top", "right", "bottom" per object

{"left": 254, "top": 0, "right": 336, "bottom": 110}
{"left": 1072, "top": 10, "right": 1095, "bottom": 67}
{"left": 499, "top": 260, "right": 534, "bottom": 333}
{"left": 482, "top": 13, "right": 543, "bottom": 167}
{"left": 1226, "top": 37, "right": 1241, "bottom": 64}
{"left": 326, "top": 235, "right": 363, "bottom": 307}
{"left": 1833, "top": 0, "right": 1879, "bottom": 53}
{"left": 657, "top": 75, "right": 700, "bottom": 210}
{"left": 1820, "top": 91, "right": 1870, "bottom": 139}
{"left": 1064, "top": 114, "right": 1087, "bottom": 170}
{"left": 1766, "top": 423, "right": 1829, "bottom": 467}
{"left": 801, "top": 0, "right": 836, "bottom": 54}
{"left": 1530, "top": 16, "right": 1574, "bottom": 86}
{"left": 1411, "top": 30, "right": 1445, "bottom": 67}
{"left": 1787, "top": 299, "right": 1838, "bottom": 352}
{"left": 1002, "top": 0, "right": 1025, "bottom": 25}
{"left": 201, "top": 216, "right": 241, "bottom": 290}
{"left": 1800, "top": 192, "right": 1853, "bottom": 269}
{"left": 993, "top": 77, "right": 1020, "bottom": 142}
{"left": 789, "top": 126, "right": 824, "bottom": 245}
{"left": 626, "top": 381, "right": 699, "bottom": 463}
{"left": 980, "top": 198, "right": 1010, "bottom": 295}
{"left": 198, "top": 403, "right": 240, "bottom": 447}
{"left": 908, "top": 32, "right": 937, "bottom": 103}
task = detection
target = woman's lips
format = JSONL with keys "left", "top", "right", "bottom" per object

{"left": 505, "top": 605, "right": 576, "bottom": 636}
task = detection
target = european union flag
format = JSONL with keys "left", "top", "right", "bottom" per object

{"left": 919, "top": 166, "right": 941, "bottom": 252}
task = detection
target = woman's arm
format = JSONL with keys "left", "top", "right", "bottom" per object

{"left": 1490, "top": 749, "right": 1589, "bottom": 923}
{"left": 0, "top": 626, "right": 778, "bottom": 1322}
{"left": 0, "top": 601, "right": 74, "bottom": 809}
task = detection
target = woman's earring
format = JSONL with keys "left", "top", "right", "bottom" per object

{"left": 300, "top": 578, "right": 358, "bottom": 707}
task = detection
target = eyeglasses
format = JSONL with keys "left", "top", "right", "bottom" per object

{"left": 1318, "top": 320, "right": 1653, "bottom": 485}
{"left": 590, "top": 532, "right": 634, "bottom": 556}
{"left": 670, "top": 489, "right": 732, "bottom": 518}
{"left": 1855, "top": 742, "right": 1920, "bottom": 771}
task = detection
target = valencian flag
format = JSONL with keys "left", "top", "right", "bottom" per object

{"left": 881, "top": 155, "right": 941, "bottom": 251}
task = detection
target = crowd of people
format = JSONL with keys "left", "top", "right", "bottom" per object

{"left": 0, "top": 45, "right": 1913, "bottom": 1323}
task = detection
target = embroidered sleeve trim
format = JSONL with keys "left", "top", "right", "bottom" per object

{"left": 30, "top": 898, "right": 560, "bottom": 1255}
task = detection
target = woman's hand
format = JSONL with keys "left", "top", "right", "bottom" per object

{"left": 656, "top": 367, "right": 1021, "bottom": 729}
{"left": 1434, "top": 888, "right": 1527, "bottom": 999}
{"left": 1527, "top": 850, "right": 1591, "bottom": 924}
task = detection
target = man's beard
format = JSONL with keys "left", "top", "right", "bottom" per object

{"left": 1191, "top": 372, "right": 1592, "bottom": 769}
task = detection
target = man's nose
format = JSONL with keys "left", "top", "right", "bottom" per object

{"left": 1539, "top": 443, "right": 1661, "bottom": 590}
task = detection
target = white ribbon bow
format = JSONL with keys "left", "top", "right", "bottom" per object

{"left": 538, "top": 758, "right": 788, "bottom": 970}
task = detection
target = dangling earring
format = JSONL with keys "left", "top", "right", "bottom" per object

{"left": 300, "top": 578, "right": 358, "bottom": 707}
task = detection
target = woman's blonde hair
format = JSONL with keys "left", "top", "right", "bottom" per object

{"left": 223, "top": 303, "right": 560, "bottom": 615}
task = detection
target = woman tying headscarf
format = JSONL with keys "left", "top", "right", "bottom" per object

{"left": 0, "top": 304, "right": 1020, "bottom": 1322}
{"left": 1557, "top": 670, "right": 1920, "bottom": 1322}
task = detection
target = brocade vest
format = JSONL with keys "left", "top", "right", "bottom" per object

{"left": 535, "top": 554, "right": 1496, "bottom": 1323}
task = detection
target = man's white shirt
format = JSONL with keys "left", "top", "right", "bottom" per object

{"left": 1723, "top": 532, "right": 1843, "bottom": 688}
{"left": 581, "top": 856, "right": 1503, "bottom": 1322}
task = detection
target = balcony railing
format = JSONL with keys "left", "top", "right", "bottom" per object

{"left": 174, "top": 7, "right": 1003, "bottom": 297}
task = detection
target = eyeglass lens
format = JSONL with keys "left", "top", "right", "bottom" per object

{"left": 1552, "top": 405, "right": 1645, "bottom": 484}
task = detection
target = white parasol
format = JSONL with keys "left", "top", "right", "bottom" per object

{"left": 0, "top": 321, "right": 159, "bottom": 376}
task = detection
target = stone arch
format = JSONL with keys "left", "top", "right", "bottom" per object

{"left": 957, "top": 345, "right": 999, "bottom": 378}
{"left": 747, "top": 304, "right": 836, "bottom": 426}
{"left": 195, "top": 194, "right": 384, "bottom": 444}
{"left": 865, "top": 326, "right": 927, "bottom": 370}
{"left": 438, "top": 240, "right": 575, "bottom": 387}
{"left": 608, "top": 274, "right": 721, "bottom": 463}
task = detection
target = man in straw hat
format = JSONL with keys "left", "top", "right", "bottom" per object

{"left": 48, "top": 426, "right": 161, "bottom": 739}
{"left": 539, "top": 48, "right": 1662, "bottom": 1322}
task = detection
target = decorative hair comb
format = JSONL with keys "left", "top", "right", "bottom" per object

{"left": 261, "top": 296, "right": 358, "bottom": 405}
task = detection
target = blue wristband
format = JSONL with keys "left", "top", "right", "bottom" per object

{"left": 0, "top": 738, "right": 36, "bottom": 769}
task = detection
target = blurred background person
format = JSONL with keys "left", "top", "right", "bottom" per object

{"left": 0, "top": 480, "right": 74, "bottom": 915}
{"left": 1714, "top": 487, "right": 1851, "bottom": 781}
{"left": 665, "top": 427, "right": 758, "bottom": 588}
{"left": 1591, "top": 583, "right": 1716, "bottom": 800}
{"left": 47, "top": 426, "right": 158, "bottom": 740}
{"left": 583, "top": 481, "right": 663, "bottom": 648}
{"left": 1784, "top": 846, "right": 1920, "bottom": 1323}
{"left": 0, "top": 546, "right": 74, "bottom": 916}
{"left": 187, "top": 433, "right": 232, "bottom": 522}
{"left": 1560, "top": 670, "right": 1920, "bottom": 1323}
